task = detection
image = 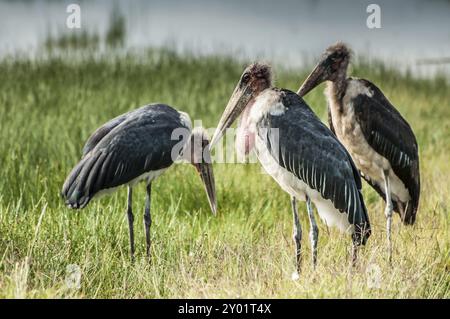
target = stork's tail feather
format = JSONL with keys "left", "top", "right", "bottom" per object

{"left": 402, "top": 199, "right": 418, "bottom": 225}
{"left": 61, "top": 153, "right": 103, "bottom": 209}
{"left": 361, "top": 174, "right": 418, "bottom": 226}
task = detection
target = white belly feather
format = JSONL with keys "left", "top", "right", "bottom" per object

{"left": 254, "top": 135, "right": 353, "bottom": 233}
{"left": 93, "top": 168, "right": 167, "bottom": 199}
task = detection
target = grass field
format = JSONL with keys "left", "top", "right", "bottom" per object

{"left": 0, "top": 48, "right": 449, "bottom": 298}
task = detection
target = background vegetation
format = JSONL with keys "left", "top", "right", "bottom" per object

{"left": 0, "top": 26, "right": 449, "bottom": 298}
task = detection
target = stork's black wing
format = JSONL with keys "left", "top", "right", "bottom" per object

{"left": 350, "top": 79, "right": 420, "bottom": 224}
{"left": 82, "top": 110, "right": 135, "bottom": 156}
{"left": 258, "top": 90, "right": 370, "bottom": 244}
{"left": 62, "top": 104, "right": 189, "bottom": 208}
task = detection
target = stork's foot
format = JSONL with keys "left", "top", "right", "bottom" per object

{"left": 291, "top": 271, "right": 300, "bottom": 281}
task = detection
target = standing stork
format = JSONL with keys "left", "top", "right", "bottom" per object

{"left": 298, "top": 43, "right": 420, "bottom": 261}
{"left": 61, "top": 104, "right": 217, "bottom": 261}
{"left": 210, "top": 63, "right": 371, "bottom": 275}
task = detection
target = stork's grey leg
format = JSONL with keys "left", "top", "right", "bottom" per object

{"left": 351, "top": 242, "right": 358, "bottom": 267}
{"left": 291, "top": 196, "right": 302, "bottom": 276}
{"left": 127, "top": 186, "right": 135, "bottom": 262}
{"left": 306, "top": 195, "right": 319, "bottom": 268}
{"left": 383, "top": 170, "right": 393, "bottom": 262}
{"left": 144, "top": 182, "right": 152, "bottom": 259}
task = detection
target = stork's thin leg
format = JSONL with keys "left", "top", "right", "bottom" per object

{"left": 383, "top": 170, "right": 393, "bottom": 263}
{"left": 351, "top": 242, "right": 358, "bottom": 267}
{"left": 144, "top": 182, "right": 152, "bottom": 259}
{"left": 306, "top": 195, "right": 319, "bottom": 268}
{"left": 291, "top": 196, "right": 302, "bottom": 276}
{"left": 127, "top": 187, "right": 135, "bottom": 263}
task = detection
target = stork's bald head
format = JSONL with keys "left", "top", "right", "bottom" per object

{"left": 210, "top": 62, "right": 272, "bottom": 148}
{"left": 240, "top": 63, "right": 272, "bottom": 94}
{"left": 324, "top": 42, "right": 351, "bottom": 62}
{"left": 298, "top": 42, "right": 351, "bottom": 97}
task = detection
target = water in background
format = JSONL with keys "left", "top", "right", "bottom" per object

{"left": 0, "top": 0, "right": 449, "bottom": 78}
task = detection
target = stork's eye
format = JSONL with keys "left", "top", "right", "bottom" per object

{"left": 329, "top": 53, "right": 339, "bottom": 62}
{"left": 242, "top": 72, "right": 251, "bottom": 83}
{"left": 331, "top": 62, "right": 340, "bottom": 71}
{"left": 330, "top": 54, "right": 342, "bottom": 68}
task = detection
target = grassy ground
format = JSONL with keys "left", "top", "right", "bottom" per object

{"left": 0, "top": 49, "right": 448, "bottom": 298}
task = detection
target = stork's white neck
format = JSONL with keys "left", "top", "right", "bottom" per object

{"left": 249, "top": 89, "right": 285, "bottom": 124}
{"left": 236, "top": 88, "right": 285, "bottom": 157}
{"left": 178, "top": 111, "right": 192, "bottom": 131}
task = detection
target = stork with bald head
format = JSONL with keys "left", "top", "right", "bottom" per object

{"left": 298, "top": 43, "right": 420, "bottom": 261}
{"left": 210, "top": 63, "right": 371, "bottom": 275}
{"left": 61, "top": 104, "right": 217, "bottom": 261}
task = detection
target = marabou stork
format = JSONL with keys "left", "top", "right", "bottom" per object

{"left": 210, "top": 63, "right": 371, "bottom": 274}
{"left": 61, "top": 104, "right": 217, "bottom": 261}
{"left": 298, "top": 43, "right": 420, "bottom": 261}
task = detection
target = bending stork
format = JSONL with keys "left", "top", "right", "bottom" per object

{"left": 298, "top": 43, "right": 420, "bottom": 261}
{"left": 210, "top": 63, "right": 370, "bottom": 275}
{"left": 61, "top": 104, "right": 217, "bottom": 261}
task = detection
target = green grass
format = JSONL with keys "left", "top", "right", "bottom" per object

{"left": 0, "top": 49, "right": 449, "bottom": 298}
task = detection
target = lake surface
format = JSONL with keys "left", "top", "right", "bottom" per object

{"left": 0, "top": 0, "right": 449, "bottom": 78}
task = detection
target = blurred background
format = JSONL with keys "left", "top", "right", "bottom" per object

{"left": 0, "top": 0, "right": 449, "bottom": 78}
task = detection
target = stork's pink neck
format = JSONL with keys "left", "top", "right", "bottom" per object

{"left": 236, "top": 101, "right": 256, "bottom": 156}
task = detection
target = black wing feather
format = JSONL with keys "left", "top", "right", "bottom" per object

{"left": 62, "top": 104, "right": 188, "bottom": 208}
{"left": 82, "top": 110, "right": 135, "bottom": 156}
{"left": 351, "top": 79, "right": 420, "bottom": 224}
{"left": 258, "top": 90, "right": 370, "bottom": 244}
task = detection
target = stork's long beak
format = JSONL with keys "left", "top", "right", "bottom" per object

{"left": 197, "top": 161, "right": 217, "bottom": 215}
{"left": 297, "top": 61, "right": 328, "bottom": 97}
{"left": 210, "top": 83, "right": 253, "bottom": 148}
